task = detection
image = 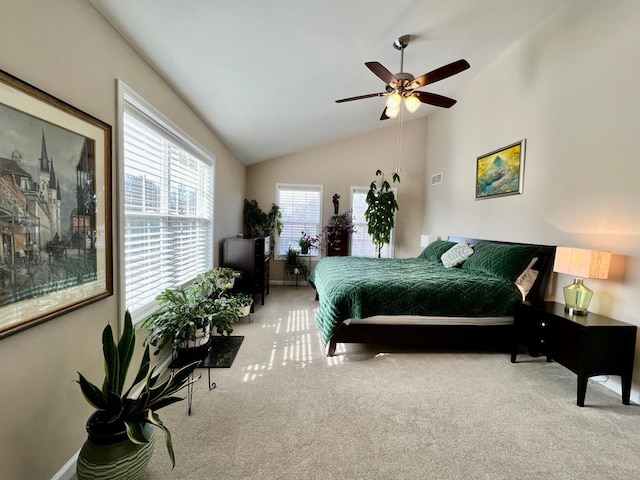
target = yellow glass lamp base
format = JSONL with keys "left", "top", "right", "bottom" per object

{"left": 563, "top": 278, "right": 593, "bottom": 315}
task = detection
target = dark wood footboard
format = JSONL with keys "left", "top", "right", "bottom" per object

{"left": 327, "top": 323, "right": 513, "bottom": 355}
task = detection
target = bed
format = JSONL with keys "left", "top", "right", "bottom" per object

{"left": 308, "top": 237, "right": 556, "bottom": 356}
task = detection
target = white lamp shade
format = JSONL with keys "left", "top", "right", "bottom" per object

{"left": 404, "top": 95, "right": 421, "bottom": 113}
{"left": 553, "top": 247, "right": 611, "bottom": 280}
{"left": 385, "top": 105, "right": 400, "bottom": 118}
{"left": 385, "top": 92, "right": 402, "bottom": 109}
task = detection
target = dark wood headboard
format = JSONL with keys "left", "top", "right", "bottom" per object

{"left": 447, "top": 236, "right": 556, "bottom": 303}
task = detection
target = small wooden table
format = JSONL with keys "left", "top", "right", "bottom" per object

{"left": 511, "top": 301, "right": 637, "bottom": 406}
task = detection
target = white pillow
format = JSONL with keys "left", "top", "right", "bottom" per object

{"left": 515, "top": 257, "right": 539, "bottom": 300}
{"left": 441, "top": 241, "right": 474, "bottom": 268}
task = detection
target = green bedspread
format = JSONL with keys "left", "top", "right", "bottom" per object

{"left": 308, "top": 256, "right": 522, "bottom": 346}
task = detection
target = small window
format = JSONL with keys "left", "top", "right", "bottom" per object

{"left": 276, "top": 184, "right": 322, "bottom": 256}
{"left": 350, "top": 186, "right": 394, "bottom": 258}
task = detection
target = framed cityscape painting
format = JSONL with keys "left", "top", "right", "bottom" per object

{"left": 0, "top": 69, "right": 112, "bottom": 338}
{"left": 475, "top": 139, "right": 526, "bottom": 199}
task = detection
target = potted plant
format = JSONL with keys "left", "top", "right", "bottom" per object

{"left": 207, "top": 266, "right": 242, "bottom": 290}
{"left": 298, "top": 231, "right": 321, "bottom": 254}
{"left": 232, "top": 292, "right": 254, "bottom": 317}
{"left": 76, "top": 311, "right": 199, "bottom": 479}
{"left": 142, "top": 285, "right": 214, "bottom": 354}
{"left": 365, "top": 169, "right": 400, "bottom": 258}
{"left": 142, "top": 270, "right": 239, "bottom": 356}
{"left": 243, "top": 199, "right": 283, "bottom": 242}
{"left": 322, "top": 209, "right": 356, "bottom": 256}
{"left": 284, "top": 247, "right": 310, "bottom": 280}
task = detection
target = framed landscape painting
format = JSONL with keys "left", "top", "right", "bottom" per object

{"left": 0, "top": 69, "right": 112, "bottom": 339}
{"left": 475, "top": 139, "right": 526, "bottom": 200}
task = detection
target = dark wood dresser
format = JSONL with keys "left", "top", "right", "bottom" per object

{"left": 222, "top": 236, "right": 270, "bottom": 305}
{"left": 326, "top": 230, "right": 349, "bottom": 256}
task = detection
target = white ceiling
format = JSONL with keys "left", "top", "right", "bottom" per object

{"left": 89, "top": 0, "right": 566, "bottom": 165}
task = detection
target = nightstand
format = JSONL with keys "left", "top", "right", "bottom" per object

{"left": 511, "top": 301, "right": 637, "bottom": 406}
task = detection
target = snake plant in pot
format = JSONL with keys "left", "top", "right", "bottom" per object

{"left": 76, "top": 311, "right": 199, "bottom": 479}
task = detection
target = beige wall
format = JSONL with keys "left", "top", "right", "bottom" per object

{"left": 0, "top": 1, "right": 244, "bottom": 479}
{"left": 424, "top": 0, "right": 640, "bottom": 400}
{"left": 246, "top": 116, "right": 427, "bottom": 280}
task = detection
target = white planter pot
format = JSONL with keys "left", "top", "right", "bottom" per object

{"left": 185, "top": 323, "right": 211, "bottom": 349}
{"left": 239, "top": 305, "right": 252, "bottom": 317}
{"left": 215, "top": 278, "right": 235, "bottom": 289}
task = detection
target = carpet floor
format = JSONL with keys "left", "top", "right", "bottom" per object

{"left": 140, "top": 285, "right": 640, "bottom": 480}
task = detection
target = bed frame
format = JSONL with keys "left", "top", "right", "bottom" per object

{"left": 322, "top": 237, "right": 556, "bottom": 356}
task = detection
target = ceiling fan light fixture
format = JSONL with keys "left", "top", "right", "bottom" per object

{"left": 404, "top": 94, "right": 421, "bottom": 113}
{"left": 385, "top": 92, "right": 402, "bottom": 109}
{"left": 385, "top": 105, "right": 400, "bottom": 119}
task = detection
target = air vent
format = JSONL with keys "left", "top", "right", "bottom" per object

{"left": 431, "top": 173, "right": 443, "bottom": 185}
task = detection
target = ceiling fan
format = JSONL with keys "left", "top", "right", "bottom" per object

{"left": 335, "top": 35, "right": 470, "bottom": 120}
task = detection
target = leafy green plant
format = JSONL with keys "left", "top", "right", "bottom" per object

{"left": 77, "top": 311, "right": 199, "bottom": 467}
{"left": 142, "top": 286, "right": 214, "bottom": 353}
{"left": 202, "top": 266, "right": 241, "bottom": 291}
{"left": 231, "top": 292, "right": 254, "bottom": 307}
{"left": 142, "top": 269, "right": 241, "bottom": 354}
{"left": 284, "top": 247, "right": 310, "bottom": 279}
{"left": 243, "top": 199, "right": 283, "bottom": 240}
{"left": 365, "top": 170, "right": 400, "bottom": 258}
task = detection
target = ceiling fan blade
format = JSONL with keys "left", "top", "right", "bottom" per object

{"left": 415, "top": 91, "right": 457, "bottom": 108}
{"left": 365, "top": 61, "right": 398, "bottom": 86}
{"left": 380, "top": 108, "right": 390, "bottom": 121}
{"left": 412, "top": 59, "right": 470, "bottom": 89}
{"left": 335, "top": 92, "right": 385, "bottom": 103}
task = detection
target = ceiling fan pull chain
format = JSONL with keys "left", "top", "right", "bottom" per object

{"left": 395, "top": 109, "right": 403, "bottom": 174}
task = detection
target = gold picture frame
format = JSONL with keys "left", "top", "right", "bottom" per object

{"left": 0, "top": 69, "right": 112, "bottom": 338}
{"left": 475, "top": 139, "right": 526, "bottom": 199}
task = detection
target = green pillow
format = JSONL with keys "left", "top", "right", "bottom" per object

{"left": 418, "top": 240, "right": 457, "bottom": 263}
{"left": 461, "top": 241, "right": 540, "bottom": 281}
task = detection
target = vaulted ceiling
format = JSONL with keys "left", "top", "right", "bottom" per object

{"left": 89, "top": 0, "right": 566, "bottom": 165}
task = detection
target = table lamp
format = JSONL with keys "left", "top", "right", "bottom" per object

{"left": 553, "top": 247, "right": 611, "bottom": 315}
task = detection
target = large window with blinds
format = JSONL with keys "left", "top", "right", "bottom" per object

{"left": 350, "top": 186, "right": 394, "bottom": 258}
{"left": 118, "top": 82, "right": 214, "bottom": 322}
{"left": 276, "top": 184, "right": 323, "bottom": 256}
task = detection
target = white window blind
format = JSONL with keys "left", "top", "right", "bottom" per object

{"left": 120, "top": 83, "right": 214, "bottom": 321}
{"left": 276, "top": 184, "right": 322, "bottom": 256}
{"left": 350, "top": 187, "right": 394, "bottom": 258}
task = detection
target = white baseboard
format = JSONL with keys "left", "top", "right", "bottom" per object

{"left": 270, "top": 280, "right": 312, "bottom": 287}
{"left": 51, "top": 451, "right": 78, "bottom": 480}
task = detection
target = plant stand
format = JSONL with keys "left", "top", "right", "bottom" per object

{"left": 170, "top": 340, "right": 216, "bottom": 415}
{"left": 284, "top": 254, "right": 312, "bottom": 288}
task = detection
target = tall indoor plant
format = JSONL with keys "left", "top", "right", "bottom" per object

{"left": 243, "top": 199, "right": 283, "bottom": 241}
{"left": 365, "top": 170, "right": 400, "bottom": 258}
{"left": 76, "top": 311, "right": 199, "bottom": 479}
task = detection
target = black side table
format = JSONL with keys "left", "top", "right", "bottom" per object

{"left": 512, "top": 301, "right": 637, "bottom": 406}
